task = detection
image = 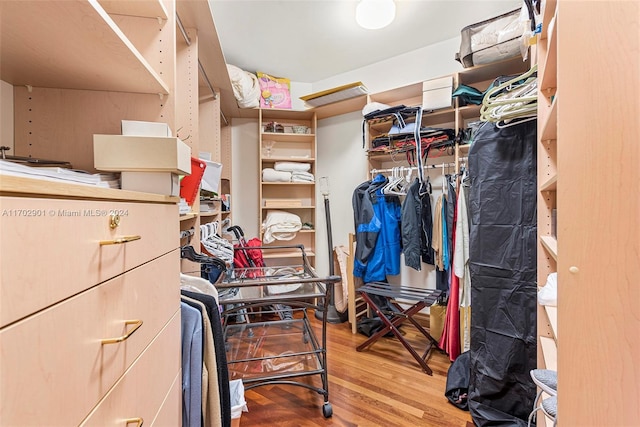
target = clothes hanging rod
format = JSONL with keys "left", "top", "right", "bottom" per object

{"left": 371, "top": 158, "right": 467, "bottom": 175}
{"left": 176, "top": 13, "right": 191, "bottom": 46}
{"left": 176, "top": 12, "right": 223, "bottom": 113}
{"left": 180, "top": 227, "right": 195, "bottom": 240}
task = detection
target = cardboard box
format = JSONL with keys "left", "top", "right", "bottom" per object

{"left": 121, "top": 171, "right": 180, "bottom": 196}
{"left": 93, "top": 135, "right": 191, "bottom": 174}
{"left": 121, "top": 120, "right": 172, "bottom": 137}
{"left": 422, "top": 76, "right": 453, "bottom": 110}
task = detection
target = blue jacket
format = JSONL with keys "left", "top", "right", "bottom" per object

{"left": 353, "top": 174, "right": 402, "bottom": 282}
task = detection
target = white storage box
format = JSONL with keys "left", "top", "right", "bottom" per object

{"left": 200, "top": 159, "right": 222, "bottom": 194}
{"left": 121, "top": 120, "right": 172, "bottom": 137}
{"left": 93, "top": 135, "right": 191, "bottom": 174}
{"left": 121, "top": 171, "right": 180, "bottom": 196}
{"left": 422, "top": 76, "right": 453, "bottom": 110}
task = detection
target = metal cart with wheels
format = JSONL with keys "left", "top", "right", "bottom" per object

{"left": 217, "top": 245, "right": 340, "bottom": 418}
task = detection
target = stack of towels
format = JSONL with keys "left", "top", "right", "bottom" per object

{"left": 262, "top": 162, "right": 314, "bottom": 183}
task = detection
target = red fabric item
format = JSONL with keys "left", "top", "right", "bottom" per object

{"left": 245, "top": 238, "right": 265, "bottom": 268}
{"left": 439, "top": 190, "right": 461, "bottom": 361}
{"left": 233, "top": 237, "right": 265, "bottom": 278}
{"left": 180, "top": 157, "right": 206, "bottom": 205}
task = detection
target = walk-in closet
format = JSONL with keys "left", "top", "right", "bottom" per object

{"left": 1, "top": 1, "right": 637, "bottom": 426}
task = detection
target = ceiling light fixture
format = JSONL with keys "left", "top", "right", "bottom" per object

{"left": 356, "top": 0, "right": 396, "bottom": 30}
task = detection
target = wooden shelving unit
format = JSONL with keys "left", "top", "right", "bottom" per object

{"left": 363, "top": 56, "right": 529, "bottom": 175}
{"left": 536, "top": 4, "right": 559, "bottom": 425}
{"left": 259, "top": 109, "right": 317, "bottom": 265}
{"left": 536, "top": 2, "right": 639, "bottom": 425}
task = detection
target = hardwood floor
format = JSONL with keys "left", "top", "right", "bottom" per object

{"left": 235, "top": 312, "right": 473, "bottom": 426}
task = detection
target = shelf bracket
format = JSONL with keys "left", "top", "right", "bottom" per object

{"left": 25, "top": 85, "right": 32, "bottom": 93}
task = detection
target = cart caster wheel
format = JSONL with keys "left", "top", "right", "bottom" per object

{"left": 322, "top": 402, "right": 333, "bottom": 418}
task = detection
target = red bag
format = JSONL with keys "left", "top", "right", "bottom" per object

{"left": 233, "top": 237, "right": 264, "bottom": 278}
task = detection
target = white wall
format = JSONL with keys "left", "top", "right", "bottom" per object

{"left": 314, "top": 111, "right": 369, "bottom": 276}
{"left": 311, "top": 36, "right": 463, "bottom": 97}
{"left": 289, "top": 81, "right": 312, "bottom": 111}
{"left": 230, "top": 118, "right": 260, "bottom": 239}
{"left": 231, "top": 38, "right": 467, "bottom": 286}
{"left": 1, "top": 80, "right": 14, "bottom": 151}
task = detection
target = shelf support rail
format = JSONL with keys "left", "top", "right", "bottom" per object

{"left": 175, "top": 12, "right": 226, "bottom": 126}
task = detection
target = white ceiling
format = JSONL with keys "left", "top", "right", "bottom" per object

{"left": 209, "top": 0, "right": 523, "bottom": 83}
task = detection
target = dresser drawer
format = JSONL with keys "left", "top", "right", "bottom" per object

{"left": 80, "top": 310, "right": 181, "bottom": 426}
{"left": 151, "top": 371, "right": 182, "bottom": 426}
{"left": 0, "top": 252, "right": 179, "bottom": 427}
{"left": 0, "top": 196, "right": 178, "bottom": 327}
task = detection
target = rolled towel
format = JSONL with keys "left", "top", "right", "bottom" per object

{"left": 262, "top": 168, "right": 291, "bottom": 182}
{"left": 262, "top": 210, "right": 302, "bottom": 243}
{"left": 274, "top": 162, "right": 311, "bottom": 172}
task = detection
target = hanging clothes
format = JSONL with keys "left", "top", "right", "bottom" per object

{"left": 182, "top": 290, "right": 232, "bottom": 427}
{"left": 352, "top": 176, "right": 385, "bottom": 277}
{"left": 431, "top": 195, "right": 444, "bottom": 270}
{"left": 352, "top": 174, "right": 402, "bottom": 282}
{"left": 181, "top": 302, "right": 203, "bottom": 427}
{"left": 439, "top": 187, "right": 461, "bottom": 362}
{"left": 454, "top": 177, "right": 472, "bottom": 353}
{"left": 181, "top": 295, "right": 223, "bottom": 427}
{"left": 441, "top": 195, "right": 450, "bottom": 271}
{"left": 446, "top": 175, "right": 457, "bottom": 266}
{"left": 401, "top": 178, "right": 434, "bottom": 270}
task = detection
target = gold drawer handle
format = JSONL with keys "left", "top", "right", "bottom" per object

{"left": 101, "top": 320, "right": 143, "bottom": 345}
{"left": 99, "top": 235, "right": 141, "bottom": 245}
{"left": 124, "top": 418, "right": 143, "bottom": 427}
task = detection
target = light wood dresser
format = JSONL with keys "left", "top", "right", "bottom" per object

{"left": 0, "top": 177, "right": 181, "bottom": 426}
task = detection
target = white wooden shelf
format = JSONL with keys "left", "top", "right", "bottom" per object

{"left": 98, "top": 0, "right": 168, "bottom": 19}
{"left": 261, "top": 133, "right": 316, "bottom": 142}
{"left": 545, "top": 305, "right": 558, "bottom": 340}
{"left": 179, "top": 213, "right": 198, "bottom": 222}
{"left": 540, "top": 0, "right": 558, "bottom": 40}
{"left": 540, "top": 235, "right": 558, "bottom": 261}
{"left": 0, "top": 175, "right": 177, "bottom": 204}
{"left": 540, "top": 98, "right": 558, "bottom": 142}
{"left": 262, "top": 205, "right": 316, "bottom": 209}
{"left": 540, "top": 336, "right": 558, "bottom": 371}
{"left": 458, "top": 105, "right": 482, "bottom": 119}
{"left": 261, "top": 157, "right": 316, "bottom": 162}
{"left": 540, "top": 20, "right": 558, "bottom": 99}
{"left": 540, "top": 174, "right": 558, "bottom": 192}
{"left": 262, "top": 250, "right": 316, "bottom": 259}
{"left": 1, "top": 0, "right": 169, "bottom": 94}
{"left": 261, "top": 182, "right": 315, "bottom": 186}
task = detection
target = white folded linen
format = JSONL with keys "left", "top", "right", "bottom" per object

{"left": 291, "top": 171, "right": 314, "bottom": 182}
{"left": 262, "top": 168, "right": 291, "bottom": 182}
{"left": 262, "top": 210, "right": 302, "bottom": 244}
{"left": 274, "top": 162, "right": 311, "bottom": 172}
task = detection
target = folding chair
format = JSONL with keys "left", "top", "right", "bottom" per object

{"left": 356, "top": 281, "right": 442, "bottom": 375}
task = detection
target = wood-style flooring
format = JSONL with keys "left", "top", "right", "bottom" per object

{"left": 234, "top": 311, "right": 473, "bottom": 427}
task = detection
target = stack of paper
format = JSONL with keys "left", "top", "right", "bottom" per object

{"left": 0, "top": 160, "right": 118, "bottom": 188}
